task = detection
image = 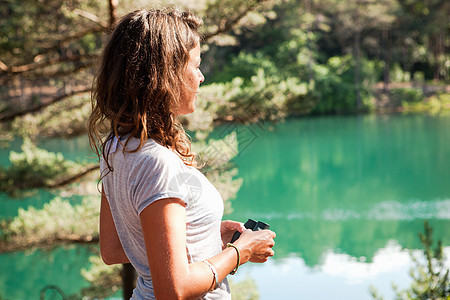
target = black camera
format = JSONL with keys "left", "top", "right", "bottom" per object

{"left": 230, "top": 219, "right": 270, "bottom": 243}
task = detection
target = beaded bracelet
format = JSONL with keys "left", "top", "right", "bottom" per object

{"left": 226, "top": 243, "right": 240, "bottom": 275}
{"left": 203, "top": 259, "right": 219, "bottom": 290}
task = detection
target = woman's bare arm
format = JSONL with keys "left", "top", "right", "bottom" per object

{"left": 140, "top": 198, "right": 275, "bottom": 299}
{"left": 99, "top": 187, "right": 130, "bottom": 265}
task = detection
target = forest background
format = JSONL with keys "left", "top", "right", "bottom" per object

{"left": 0, "top": 0, "right": 448, "bottom": 299}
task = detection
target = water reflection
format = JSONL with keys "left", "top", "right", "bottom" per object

{"left": 1, "top": 114, "right": 449, "bottom": 299}
{"left": 0, "top": 246, "right": 93, "bottom": 299}
{"left": 234, "top": 246, "right": 450, "bottom": 300}
{"left": 226, "top": 114, "right": 450, "bottom": 266}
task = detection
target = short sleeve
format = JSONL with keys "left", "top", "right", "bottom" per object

{"left": 130, "top": 149, "right": 191, "bottom": 215}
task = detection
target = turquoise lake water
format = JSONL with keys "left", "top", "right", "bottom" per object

{"left": 1, "top": 114, "right": 449, "bottom": 299}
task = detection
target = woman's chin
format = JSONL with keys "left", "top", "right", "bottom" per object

{"left": 187, "top": 105, "right": 196, "bottom": 115}
{"left": 177, "top": 106, "right": 196, "bottom": 116}
{"left": 186, "top": 100, "right": 197, "bottom": 114}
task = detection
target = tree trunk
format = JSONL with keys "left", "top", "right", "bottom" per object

{"left": 305, "top": 0, "right": 313, "bottom": 83}
{"left": 382, "top": 27, "right": 391, "bottom": 93}
{"left": 108, "top": 0, "right": 118, "bottom": 27}
{"left": 122, "top": 263, "right": 137, "bottom": 300}
{"left": 354, "top": 29, "right": 362, "bottom": 111}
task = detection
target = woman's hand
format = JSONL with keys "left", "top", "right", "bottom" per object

{"left": 220, "top": 220, "right": 245, "bottom": 249}
{"left": 232, "top": 229, "right": 276, "bottom": 264}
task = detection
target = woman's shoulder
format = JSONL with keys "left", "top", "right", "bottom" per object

{"left": 102, "top": 136, "right": 185, "bottom": 175}
{"left": 141, "top": 139, "right": 181, "bottom": 160}
{"left": 126, "top": 138, "right": 185, "bottom": 169}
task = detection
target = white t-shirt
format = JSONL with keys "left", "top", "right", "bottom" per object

{"left": 101, "top": 136, "right": 231, "bottom": 299}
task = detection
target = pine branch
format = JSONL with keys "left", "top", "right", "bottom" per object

{"left": 73, "top": 9, "right": 109, "bottom": 28}
{"left": 21, "top": 59, "right": 97, "bottom": 79}
{"left": 0, "top": 0, "right": 115, "bottom": 77}
{"left": 203, "top": 0, "right": 265, "bottom": 42}
{"left": 39, "top": 26, "right": 105, "bottom": 52}
{"left": 0, "top": 197, "right": 100, "bottom": 253}
{"left": 1, "top": 54, "right": 95, "bottom": 75}
{"left": 0, "top": 235, "right": 99, "bottom": 254}
{"left": 48, "top": 164, "right": 100, "bottom": 188}
{"left": 0, "top": 60, "right": 7, "bottom": 72}
{"left": 0, "top": 87, "right": 91, "bottom": 122}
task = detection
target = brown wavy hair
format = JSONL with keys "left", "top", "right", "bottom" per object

{"left": 88, "top": 9, "right": 202, "bottom": 172}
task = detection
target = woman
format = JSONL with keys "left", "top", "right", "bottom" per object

{"left": 88, "top": 8, "right": 276, "bottom": 300}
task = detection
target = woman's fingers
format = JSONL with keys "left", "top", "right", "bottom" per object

{"left": 246, "top": 230, "right": 276, "bottom": 263}
{"left": 250, "top": 249, "right": 274, "bottom": 263}
{"left": 232, "top": 228, "right": 276, "bottom": 264}
{"left": 221, "top": 220, "right": 245, "bottom": 233}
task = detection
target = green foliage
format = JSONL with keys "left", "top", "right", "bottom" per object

{"left": 229, "top": 277, "right": 260, "bottom": 300}
{"left": 389, "top": 88, "right": 446, "bottom": 114}
{"left": 0, "top": 0, "right": 449, "bottom": 297}
{"left": 207, "top": 51, "right": 381, "bottom": 116}
{"left": 0, "top": 0, "right": 106, "bottom": 64}
{"left": 390, "top": 64, "right": 411, "bottom": 83}
{"left": 204, "top": 21, "right": 385, "bottom": 116}
{"left": 201, "top": 0, "right": 281, "bottom": 44}
{"left": 398, "top": 221, "right": 449, "bottom": 299}
{"left": 79, "top": 258, "right": 261, "bottom": 300}
{"left": 370, "top": 221, "right": 450, "bottom": 300}
{"left": 11, "top": 94, "right": 91, "bottom": 138}
{"left": 306, "top": 55, "right": 380, "bottom": 114}
{"left": 198, "top": 70, "right": 288, "bottom": 123}
{"left": 0, "top": 139, "right": 88, "bottom": 195}
{"left": 80, "top": 255, "right": 122, "bottom": 298}
{"left": 308, "top": 55, "right": 359, "bottom": 113}
{"left": 194, "top": 133, "right": 243, "bottom": 214}
{"left": 391, "top": 88, "right": 425, "bottom": 104}
{"left": 209, "top": 51, "right": 279, "bottom": 84}
{"left": 0, "top": 196, "right": 98, "bottom": 251}
{"left": 379, "top": 89, "right": 450, "bottom": 115}
{"left": 208, "top": 25, "right": 320, "bottom": 85}
{"left": 0, "top": 132, "right": 242, "bottom": 247}
{"left": 203, "top": 0, "right": 448, "bottom": 118}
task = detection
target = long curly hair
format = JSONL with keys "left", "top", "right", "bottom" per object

{"left": 88, "top": 9, "right": 202, "bottom": 172}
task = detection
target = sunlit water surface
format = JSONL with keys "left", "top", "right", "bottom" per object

{"left": 1, "top": 114, "right": 449, "bottom": 299}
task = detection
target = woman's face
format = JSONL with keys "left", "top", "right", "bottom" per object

{"left": 177, "top": 43, "right": 204, "bottom": 115}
